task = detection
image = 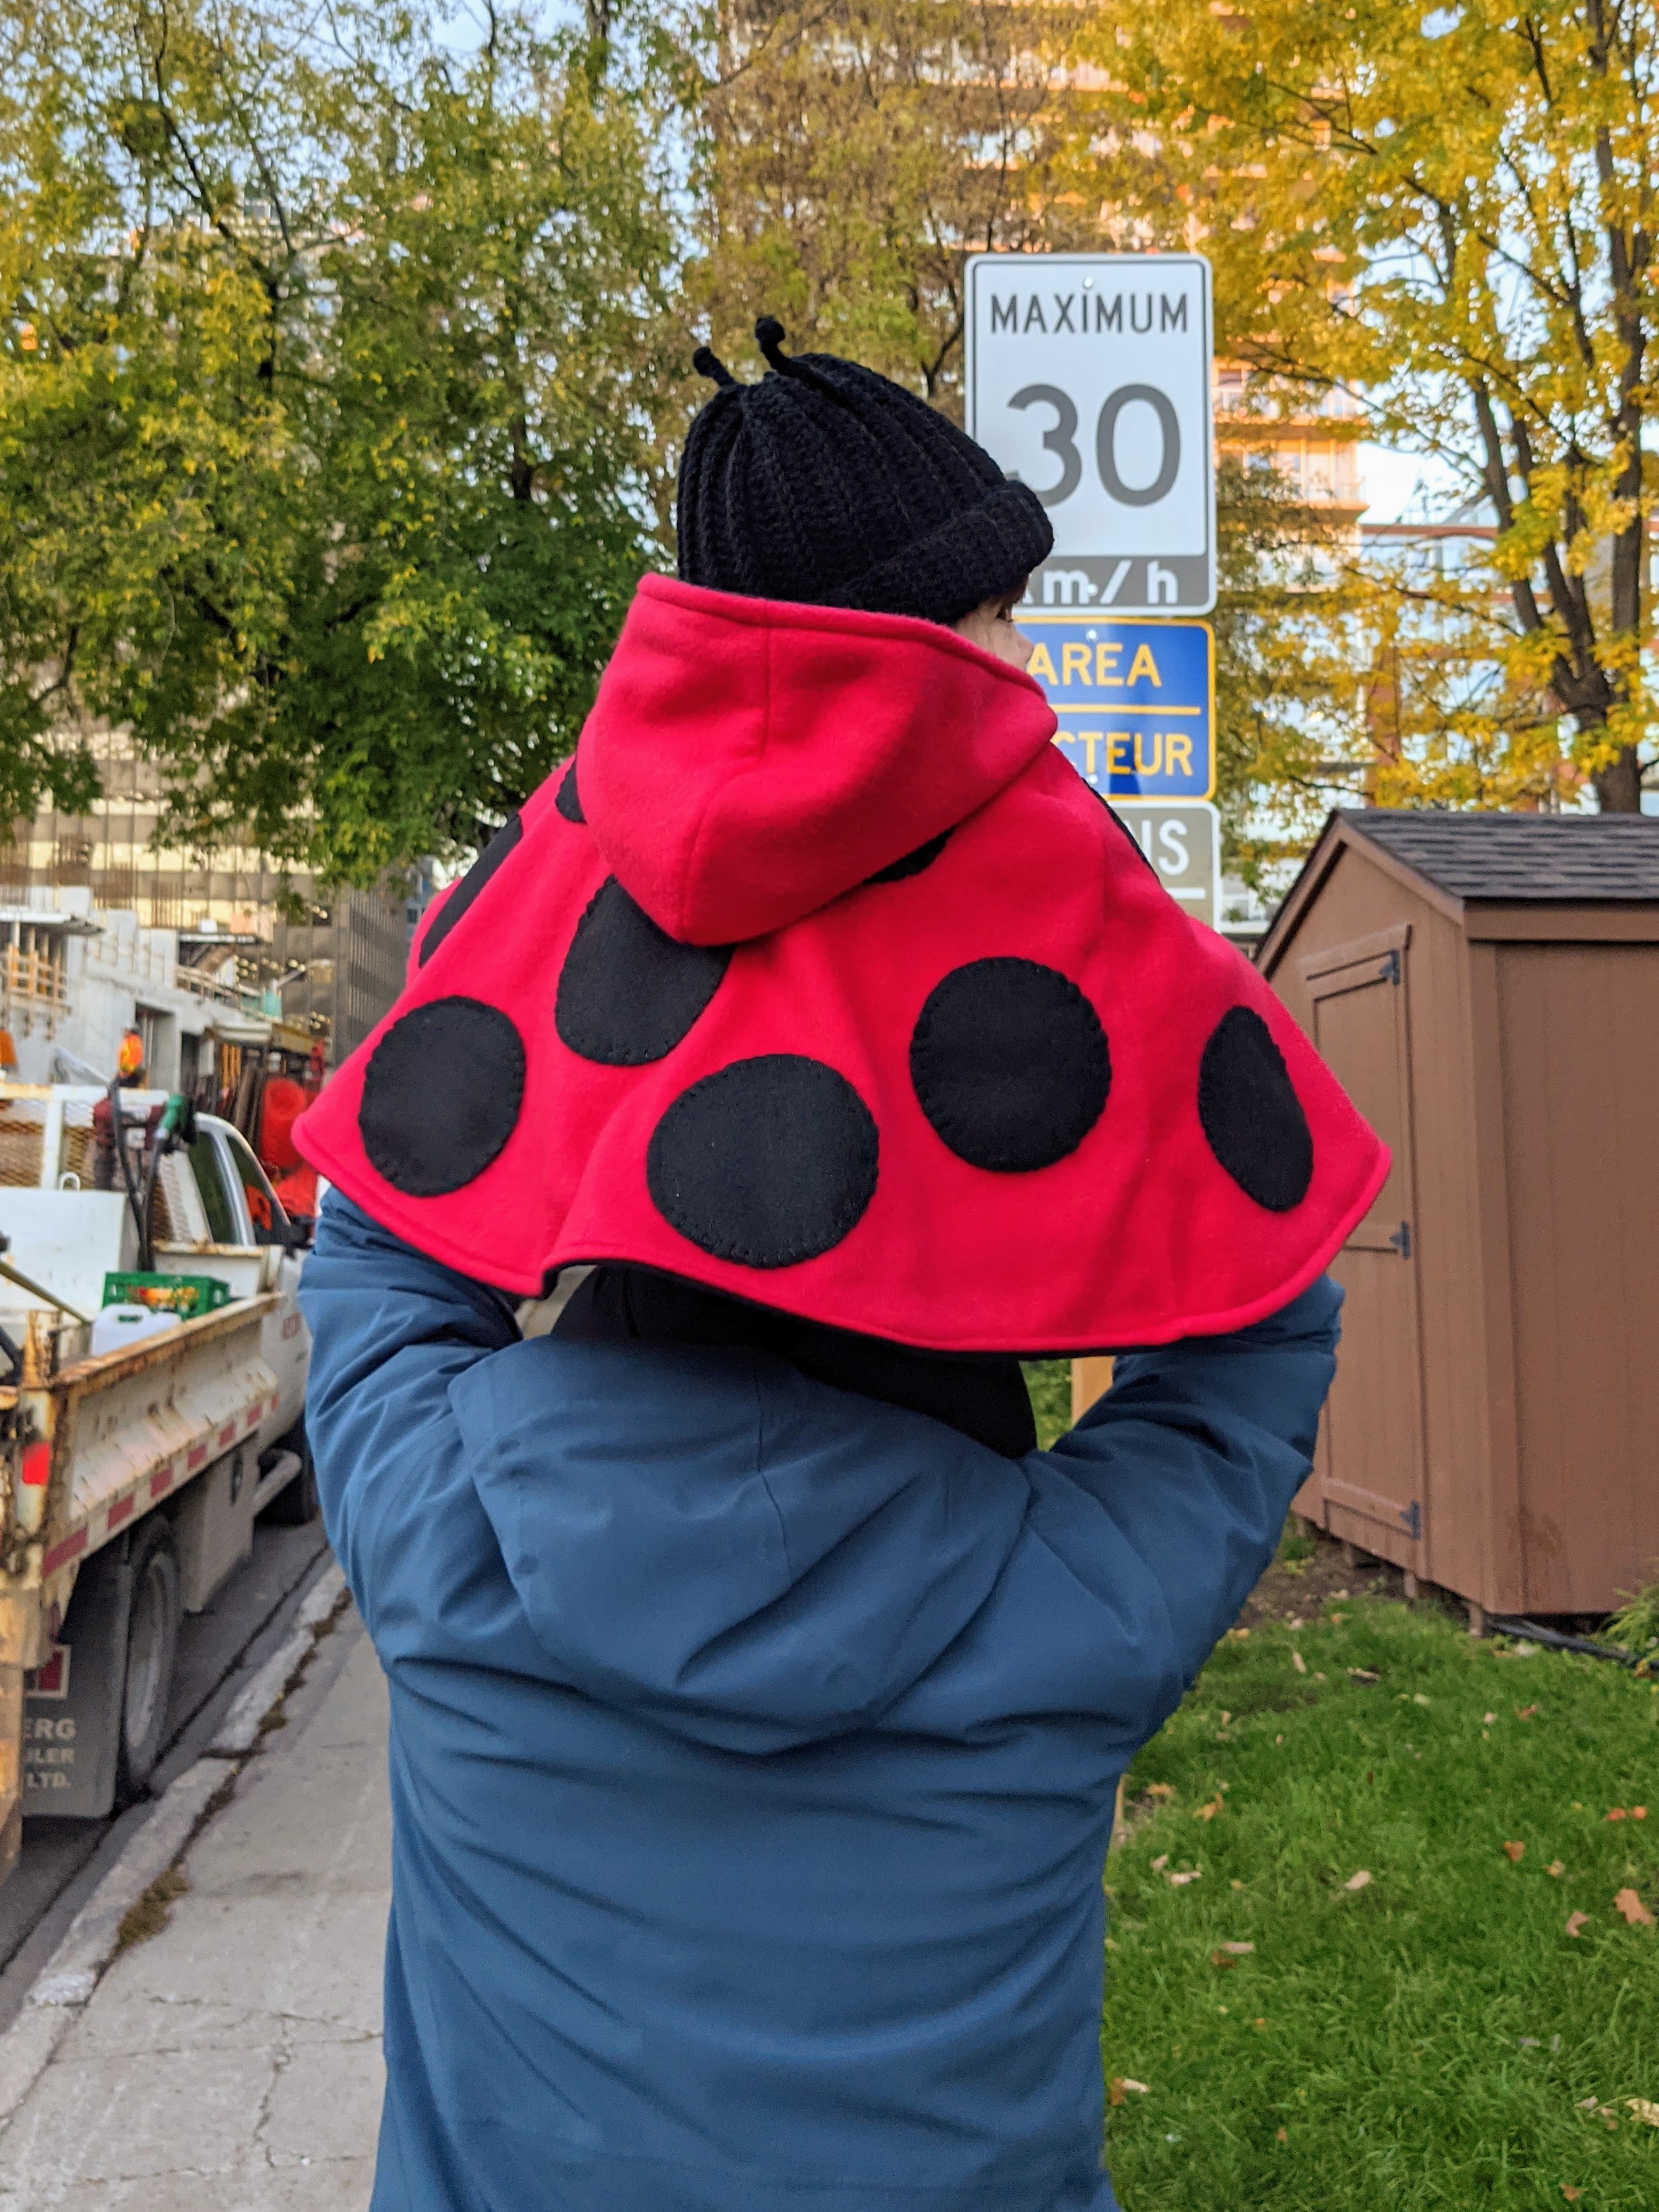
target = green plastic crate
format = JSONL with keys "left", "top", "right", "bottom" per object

{"left": 102, "top": 1271, "right": 232, "bottom": 1319}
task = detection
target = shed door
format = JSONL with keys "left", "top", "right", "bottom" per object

{"left": 1302, "top": 925, "right": 1427, "bottom": 1565}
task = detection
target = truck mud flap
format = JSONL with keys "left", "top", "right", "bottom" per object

{"left": 24, "top": 1543, "right": 131, "bottom": 1821}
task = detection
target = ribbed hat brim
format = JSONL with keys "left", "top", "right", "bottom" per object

{"left": 816, "top": 479, "right": 1052, "bottom": 625}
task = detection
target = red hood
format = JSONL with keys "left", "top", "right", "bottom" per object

{"left": 582, "top": 575, "right": 1057, "bottom": 945}
{"left": 296, "top": 574, "right": 1387, "bottom": 1354}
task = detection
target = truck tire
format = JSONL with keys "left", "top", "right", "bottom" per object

{"left": 115, "top": 1518, "right": 182, "bottom": 1806}
{"left": 259, "top": 1422, "right": 319, "bottom": 1526}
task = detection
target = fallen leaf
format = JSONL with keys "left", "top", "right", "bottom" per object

{"left": 1350, "top": 1667, "right": 1380, "bottom": 1682}
{"left": 1275, "top": 2126, "right": 1288, "bottom": 2143}
{"left": 1219, "top": 1711, "right": 1232, "bottom": 1727}
{"left": 1516, "top": 1704, "right": 1538, "bottom": 1721}
{"left": 1274, "top": 1734, "right": 1284, "bottom": 1746}
{"left": 1328, "top": 1609, "right": 1348, "bottom": 1622}
{"left": 1291, "top": 1648, "right": 1308, "bottom": 1675}
{"left": 1607, "top": 1808, "right": 1629, "bottom": 1823}
{"left": 1150, "top": 1854, "right": 1170, "bottom": 1872}
{"left": 1628, "top": 2097, "right": 1659, "bottom": 2126}
{"left": 1226, "top": 1627, "right": 1250, "bottom": 1641}
{"left": 1119, "top": 2077, "right": 1150, "bottom": 2097}
{"left": 1548, "top": 1861, "right": 1565, "bottom": 1878}
{"left": 1217, "top": 1940, "right": 1255, "bottom": 1955}
{"left": 1343, "top": 1869, "right": 1373, "bottom": 1892}
{"left": 1503, "top": 1841, "right": 1526, "bottom": 1863}
{"left": 1561, "top": 2187, "right": 1582, "bottom": 2202}
{"left": 1315, "top": 1670, "right": 1327, "bottom": 1680}
{"left": 1195, "top": 1794, "right": 1225, "bottom": 1823}
{"left": 1210, "top": 1950, "right": 1239, "bottom": 1971}
{"left": 1566, "top": 1911, "right": 1590, "bottom": 1938}
{"left": 1613, "top": 1889, "right": 1655, "bottom": 1928}
{"left": 1168, "top": 1869, "right": 1202, "bottom": 1887}
{"left": 1332, "top": 1587, "right": 1350, "bottom": 1599}
{"left": 1230, "top": 1878, "right": 1246, "bottom": 1890}
{"left": 1635, "top": 1807, "right": 1649, "bottom": 1821}
{"left": 1287, "top": 1616, "right": 1305, "bottom": 1629}
{"left": 1145, "top": 1783, "right": 1177, "bottom": 1802}
{"left": 1484, "top": 1711, "right": 1497, "bottom": 1724}
{"left": 1252, "top": 2015, "right": 1265, "bottom": 2028}
{"left": 1413, "top": 1693, "right": 1431, "bottom": 1706}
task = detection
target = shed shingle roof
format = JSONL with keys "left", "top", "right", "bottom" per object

{"left": 1342, "top": 809, "right": 1659, "bottom": 902}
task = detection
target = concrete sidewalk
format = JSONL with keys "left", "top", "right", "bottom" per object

{"left": 0, "top": 1609, "right": 387, "bottom": 2209}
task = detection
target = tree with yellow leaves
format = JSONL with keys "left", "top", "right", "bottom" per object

{"left": 1073, "top": 0, "right": 1658, "bottom": 809}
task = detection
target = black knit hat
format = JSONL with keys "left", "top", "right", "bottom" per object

{"left": 677, "top": 317, "right": 1053, "bottom": 627}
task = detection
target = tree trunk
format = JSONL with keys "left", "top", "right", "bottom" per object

{"left": 1592, "top": 744, "right": 1644, "bottom": 813}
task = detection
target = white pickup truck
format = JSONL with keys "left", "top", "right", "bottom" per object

{"left": 0, "top": 1083, "right": 315, "bottom": 1873}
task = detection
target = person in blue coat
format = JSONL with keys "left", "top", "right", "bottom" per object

{"left": 303, "top": 1199, "right": 1338, "bottom": 2212}
{"left": 297, "top": 324, "right": 1369, "bottom": 2211}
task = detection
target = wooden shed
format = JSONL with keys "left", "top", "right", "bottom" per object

{"left": 1259, "top": 809, "right": 1659, "bottom": 1623}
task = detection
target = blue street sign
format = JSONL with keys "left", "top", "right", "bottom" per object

{"left": 1016, "top": 615, "right": 1214, "bottom": 800}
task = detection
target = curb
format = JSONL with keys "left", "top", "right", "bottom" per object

{"left": 208, "top": 1562, "right": 348, "bottom": 1755}
{"left": 0, "top": 1557, "right": 349, "bottom": 2131}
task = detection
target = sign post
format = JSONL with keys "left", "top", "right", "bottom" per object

{"left": 974, "top": 249, "right": 1222, "bottom": 928}
{"left": 966, "top": 252, "right": 1214, "bottom": 616}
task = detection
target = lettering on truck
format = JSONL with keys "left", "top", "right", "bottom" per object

{"left": 24, "top": 1713, "right": 77, "bottom": 1791}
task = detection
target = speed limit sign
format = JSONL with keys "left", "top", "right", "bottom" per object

{"left": 966, "top": 253, "right": 1214, "bottom": 615}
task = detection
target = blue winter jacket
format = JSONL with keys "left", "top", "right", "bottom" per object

{"left": 301, "top": 1192, "right": 1341, "bottom": 2212}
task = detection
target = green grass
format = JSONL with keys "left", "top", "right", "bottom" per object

{"left": 1102, "top": 1598, "right": 1659, "bottom": 2210}
{"left": 1607, "top": 1581, "right": 1659, "bottom": 1665}
{"left": 1023, "top": 1358, "right": 1073, "bottom": 1449}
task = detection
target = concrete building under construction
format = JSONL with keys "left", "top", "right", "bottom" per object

{"left": 0, "top": 727, "right": 416, "bottom": 1094}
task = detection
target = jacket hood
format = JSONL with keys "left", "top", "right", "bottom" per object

{"left": 295, "top": 575, "right": 1387, "bottom": 1354}
{"left": 581, "top": 575, "right": 1058, "bottom": 945}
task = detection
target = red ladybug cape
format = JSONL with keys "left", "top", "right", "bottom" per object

{"left": 296, "top": 574, "right": 1386, "bottom": 1352}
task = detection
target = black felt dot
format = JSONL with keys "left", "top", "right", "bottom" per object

{"left": 910, "top": 958, "right": 1110, "bottom": 1173}
{"left": 864, "top": 829, "right": 951, "bottom": 886}
{"left": 646, "top": 1055, "right": 879, "bottom": 1269}
{"left": 417, "top": 814, "right": 524, "bottom": 968}
{"left": 555, "top": 759, "right": 585, "bottom": 823}
{"left": 1197, "top": 1005, "right": 1313, "bottom": 1211}
{"left": 555, "top": 878, "right": 732, "bottom": 1067}
{"left": 360, "top": 999, "right": 525, "bottom": 1197}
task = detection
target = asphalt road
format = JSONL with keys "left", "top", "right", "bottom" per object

{"left": 0, "top": 1512, "right": 334, "bottom": 2033}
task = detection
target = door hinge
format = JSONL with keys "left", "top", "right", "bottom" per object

{"left": 1378, "top": 949, "right": 1401, "bottom": 984}
{"left": 1400, "top": 1499, "right": 1422, "bottom": 1541}
{"left": 1388, "top": 1220, "right": 1412, "bottom": 1259}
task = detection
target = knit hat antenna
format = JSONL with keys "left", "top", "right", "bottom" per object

{"left": 676, "top": 316, "right": 1053, "bottom": 627}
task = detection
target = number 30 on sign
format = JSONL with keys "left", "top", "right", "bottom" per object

{"left": 966, "top": 253, "right": 1214, "bottom": 617}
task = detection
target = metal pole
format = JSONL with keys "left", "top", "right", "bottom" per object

{"left": 0, "top": 1255, "right": 92, "bottom": 1327}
